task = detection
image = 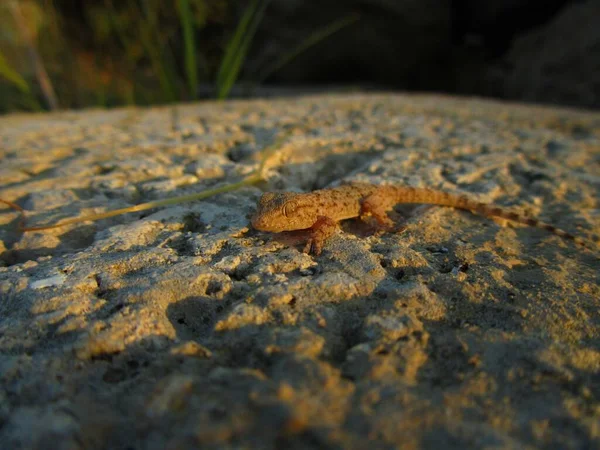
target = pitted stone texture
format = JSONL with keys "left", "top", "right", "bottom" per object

{"left": 0, "top": 94, "right": 599, "bottom": 449}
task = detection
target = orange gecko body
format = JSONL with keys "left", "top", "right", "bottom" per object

{"left": 251, "top": 182, "right": 590, "bottom": 255}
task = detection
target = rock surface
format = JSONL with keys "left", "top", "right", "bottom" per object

{"left": 0, "top": 94, "right": 599, "bottom": 449}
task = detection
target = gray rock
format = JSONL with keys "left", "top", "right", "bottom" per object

{"left": 0, "top": 94, "right": 599, "bottom": 449}
{"left": 487, "top": 0, "right": 600, "bottom": 108}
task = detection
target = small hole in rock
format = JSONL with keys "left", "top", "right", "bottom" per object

{"left": 206, "top": 280, "right": 222, "bottom": 296}
{"left": 439, "top": 264, "right": 453, "bottom": 274}
{"left": 103, "top": 367, "right": 126, "bottom": 384}
{"left": 183, "top": 213, "right": 205, "bottom": 233}
{"left": 108, "top": 303, "right": 125, "bottom": 314}
{"left": 127, "top": 360, "right": 139, "bottom": 369}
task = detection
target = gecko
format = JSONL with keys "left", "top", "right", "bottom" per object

{"left": 251, "top": 182, "right": 593, "bottom": 255}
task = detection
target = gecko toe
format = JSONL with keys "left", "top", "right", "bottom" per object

{"left": 302, "top": 240, "right": 312, "bottom": 254}
{"left": 395, "top": 225, "right": 407, "bottom": 234}
{"left": 303, "top": 238, "right": 323, "bottom": 255}
{"left": 313, "top": 241, "right": 324, "bottom": 255}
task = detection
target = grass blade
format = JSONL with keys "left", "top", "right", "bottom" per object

{"left": 177, "top": 0, "right": 197, "bottom": 99}
{"left": 0, "top": 50, "right": 30, "bottom": 93}
{"left": 216, "top": 0, "right": 269, "bottom": 99}
{"left": 10, "top": 131, "right": 291, "bottom": 232}
{"left": 255, "top": 12, "right": 359, "bottom": 84}
{"left": 135, "top": 0, "right": 177, "bottom": 101}
{"left": 8, "top": 0, "right": 59, "bottom": 109}
{"left": 103, "top": 0, "right": 143, "bottom": 104}
{"left": 215, "top": 0, "right": 258, "bottom": 89}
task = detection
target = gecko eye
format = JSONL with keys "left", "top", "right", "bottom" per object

{"left": 283, "top": 201, "right": 298, "bottom": 217}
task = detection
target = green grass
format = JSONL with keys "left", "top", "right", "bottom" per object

{"left": 178, "top": 0, "right": 198, "bottom": 99}
{"left": 215, "top": 0, "right": 270, "bottom": 100}
{"left": 136, "top": 0, "right": 178, "bottom": 102}
{"left": 0, "top": 49, "right": 30, "bottom": 94}
{"left": 0, "top": 1, "right": 360, "bottom": 112}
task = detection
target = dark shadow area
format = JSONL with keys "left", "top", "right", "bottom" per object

{"left": 1, "top": 0, "right": 597, "bottom": 112}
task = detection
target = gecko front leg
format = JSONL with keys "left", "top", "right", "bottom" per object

{"left": 303, "top": 216, "right": 339, "bottom": 255}
{"left": 360, "top": 191, "right": 407, "bottom": 233}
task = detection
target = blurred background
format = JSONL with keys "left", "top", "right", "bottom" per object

{"left": 0, "top": 0, "right": 598, "bottom": 113}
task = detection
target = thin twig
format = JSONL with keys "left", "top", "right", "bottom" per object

{"left": 0, "top": 131, "right": 288, "bottom": 232}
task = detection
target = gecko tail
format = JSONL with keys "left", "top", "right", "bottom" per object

{"left": 472, "top": 202, "right": 591, "bottom": 247}
{"left": 460, "top": 198, "right": 596, "bottom": 250}
{"left": 391, "top": 187, "right": 596, "bottom": 250}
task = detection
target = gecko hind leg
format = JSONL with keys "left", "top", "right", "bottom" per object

{"left": 303, "top": 216, "right": 339, "bottom": 255}
{"left": 360, "top": 195, "right": 406, "bottom": 234}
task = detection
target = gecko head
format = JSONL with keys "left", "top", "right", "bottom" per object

{"left": 251, "top": 192, "right": 316, "bottom": 232}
